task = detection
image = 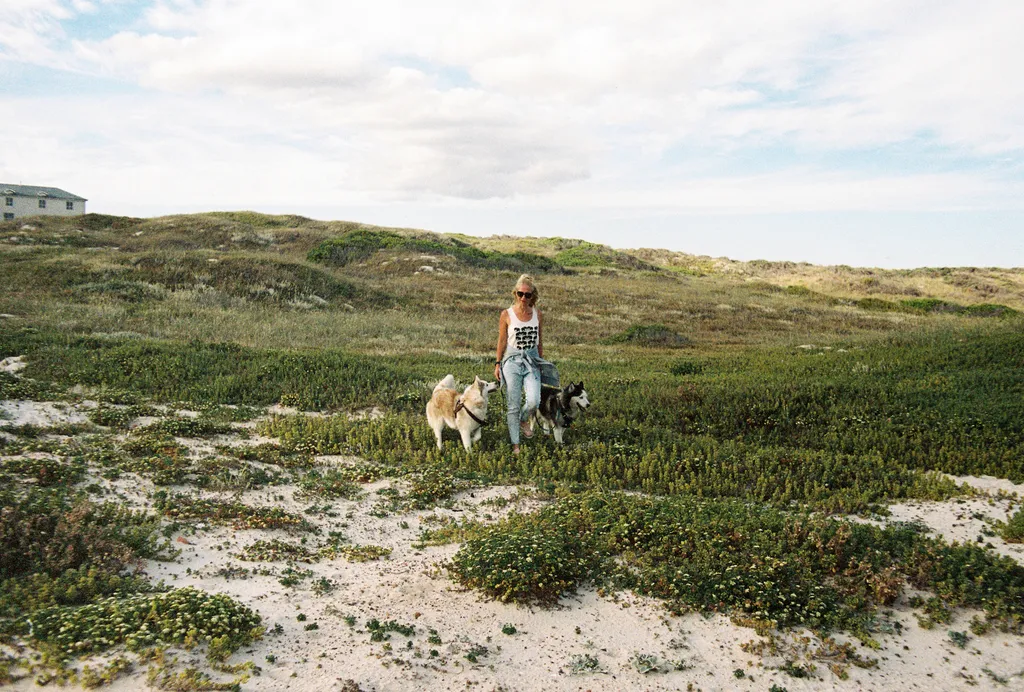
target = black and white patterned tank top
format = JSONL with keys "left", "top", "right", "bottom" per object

{"left": 505, "top": 307, "right": 539, "bottom": 354}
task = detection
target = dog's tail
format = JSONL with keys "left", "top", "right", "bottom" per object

{"left": 433, "top": 374, "right": 457, "bottom": 394}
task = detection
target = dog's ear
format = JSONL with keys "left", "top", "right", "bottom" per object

{"left": 474, "top": 375, "right": 483, "bottom": 391}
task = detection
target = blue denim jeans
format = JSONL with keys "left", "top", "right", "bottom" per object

{"left": 501, "top": 355, "right": 540, "bottom": 444}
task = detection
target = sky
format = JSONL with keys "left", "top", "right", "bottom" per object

{"left": 2, "top": 1, "right": 1024, "bottom": 269}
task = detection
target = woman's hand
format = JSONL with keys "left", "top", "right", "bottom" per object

{"left": 494, "top": 363, "right": 502, "bottom": 381}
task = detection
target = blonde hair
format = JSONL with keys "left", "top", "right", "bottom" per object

{"left": 513, "top": 274, "right": 538, "bottom": 306}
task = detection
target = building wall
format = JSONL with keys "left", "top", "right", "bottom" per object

{"left": 2, "top": 195, "right": 86, "bottom": 220}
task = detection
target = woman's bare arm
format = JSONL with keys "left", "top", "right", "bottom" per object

{"left": 536, "top": 309, "right": 543, "bottom": 358}
{"left": 494, "top": 309, "right": 509, "bottom": 379}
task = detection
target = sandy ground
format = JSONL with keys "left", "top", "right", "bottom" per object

{"left": 2, "top": 393, "right": 1024, "bottom": 691}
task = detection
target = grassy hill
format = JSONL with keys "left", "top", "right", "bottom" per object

{"left": 2, "top": 212, "right": 1024, "bottom": 687}
{"left": 2, "top": 211, "right": 1019, "bottom": 355}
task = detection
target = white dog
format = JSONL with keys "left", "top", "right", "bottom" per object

{"left": 426, "top": 375, "right": 499, "bottom": 452}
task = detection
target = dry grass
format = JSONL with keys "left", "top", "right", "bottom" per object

{"left": 627, "top": 247, "right": 1024, "bottom": 311}
{"left": 1, "top": 212, "right": 1018, "bottom": 360}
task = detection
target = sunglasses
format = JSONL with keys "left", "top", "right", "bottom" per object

{"left": 516, "top": 291, "right": 533, "bottom": 299}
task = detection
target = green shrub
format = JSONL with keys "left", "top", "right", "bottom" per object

{"left": 71, "top": 280, "right": 166, "bottom": 303}
{"left": 0, "top": 566, "right": 159, "bottom": 618}
{"left": 234, "top": 539, "right": 317, "bottom": 563}
{"left": 961, "top": 304, "right": 1017, "bottom": 318}
{"left": 905, "top": 541, "right": 1024, "bottom": 630}
{"left": 449, "top": 509, "right": 599, "bottom": 605}
{"left": 1, "top": 455, "right": 86, "bottom": 487}
{"left": 0, "top": 490, "right": 167, "bottom": 580}
{"left": 153, "top": 492, "right": 315, "bottom": 532}
{"left": 2, "top": 249, "right": 386, "bottom": 308}
{"left": 139, "top": 417, "right": 234, "bottom": 438}
{"left": 75, "top": 213, "right": 145, "bottom": 232}
{"left": 296, "top": 470, "right": 362, "bottom": 500}
{"left": 404, "top": 469, "right": 460, "bottom": 510}
{"left": 849, "top": 298, "right": 1014, "bottom": 319}
{"left": 307, "top": 229, "right": 565, "bottom": 274}
{"left": 567, "top": 653, "right": 601, "bottom": 674}
{"left": 262, "top": 410, "right": 972, "bottom": 515}
{"left": 554, "top": 242, "right": 655, "bottom": 270}
{"left": 855, "top": 298, "right": 902, "bottom": 312}
{"left": 900, "top": 298, "right": 960, "bottom": 314}
{"left": 450, "top": 491, "right": 1024, "bottom": 633}
{"left": 307, "top": 229, "right": 406, "bottom": 266}
{"left": 1001, "top": 507, "right": 1024, "bottom": 543}
{"left": 204, "top": 210, "right": 311, "bottom": 228}
{"left": 219, "top": 443, "right": 315, "bottom": 469}
{"left": 365, "top": 618, "right": 414, "bottom": 641}
{"left": 197, "top": 404, "right": 262, "bottom": 423}
{"left": 118, "top": 454, "right": 193, "bottom": 485}
{"left": 948, "top": 630, "right": 970, "bottom": 648}
{"left": 318, "top": 543, "right": 391, "bottom": 562}
{"left": 25, "top": 587, "right": 262, "bottom": 658}
{"left": 122, "top": 430, "right": 188, "bottom": 458}
{"left": 669, "top": 358, "right": 704, "bottom": 375}
{"left": 128, "top": 254, "right": 389, "bottom": 308}
{"left": 88, "top": 405, "right": 137, "bottom": 429}
{"left": 3, "top": 332, "right": 423, "bottom": 411}
{"left": 604, "top": 324, "right": 691, "bottom": 348}
{"left": 193, "top": 459, "right": 283, "bottom": 491}
{"left": 0, "top": 371, "right": 59, "bottom": 400}
{"left": 785, "top": 285, "right": 840, "bottom": 304}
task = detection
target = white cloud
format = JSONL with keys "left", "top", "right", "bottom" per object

{"left": 0, "top": 94, "right": 357, "bottom": 206}
{"left": 5, "top": 0, "right": 1024, "bottom": 210}
{"left": 541, "top": 168, "right": 1024, "bottom": 214}
{"left": 0, "top": 0, "right": 70, "bottom": 63}
{"left": 816, "top": 1, "right": 1024, "bottom": 153}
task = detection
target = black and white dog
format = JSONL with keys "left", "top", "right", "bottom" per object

{"left": 533, "top": 381, "right": 590, "bottom": 444}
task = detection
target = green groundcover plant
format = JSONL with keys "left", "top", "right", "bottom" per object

{"left": 1003, "top": 507, "right": 1024, "bottom": 543}
{"left": 450, "top": 492, "right": 1024, "bottom": 637}
{"left": 0, "top": 486, "right": 264, "bottom": 682}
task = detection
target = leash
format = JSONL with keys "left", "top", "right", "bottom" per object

{"left": 454, "top": 398, "right": 488, "bottom": 426}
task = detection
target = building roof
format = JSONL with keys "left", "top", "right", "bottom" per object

{"left": 1, "top": 184, "right": 87, "bottom": 201}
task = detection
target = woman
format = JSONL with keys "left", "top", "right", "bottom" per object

{"left": 494, "top": 274, "right": 544, "bottom": 455}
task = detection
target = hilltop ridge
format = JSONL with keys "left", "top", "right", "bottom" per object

{"left": 4, "top": 211, "right": 1021, "bottom": 322}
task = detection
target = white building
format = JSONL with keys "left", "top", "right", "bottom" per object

{"left": 2, "top": 184, "right": 87, "bottom": 221}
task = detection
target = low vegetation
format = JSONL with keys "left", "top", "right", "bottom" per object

{"left": 1, "top": 328, "right": 424, "bottom": 410}
{"left": 1003, "top": 507, "right": 1024, "bottom": 543}
{"left": 153, "top": 492, "right": 316, "bottom": 532}
{"left": 451, "top": 492, "right": 1024, "bottom": 636}
{"left": 0, "top": 486, "right": 262, "bottom": 684}
{"left": 602, "top": 323, "right": 692, "bottom": 348}
{"left": 2, "top": 211, "right": 1024, "bottom": 687}
{"left": 308, "top": 228, "right": 564, "bottom": 275}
